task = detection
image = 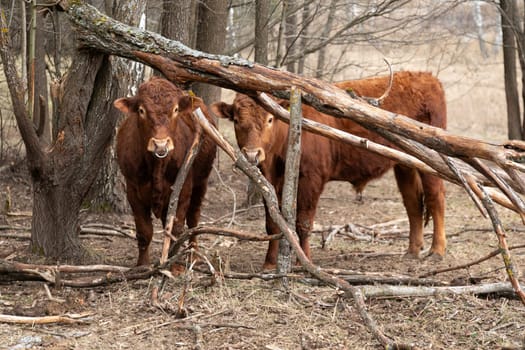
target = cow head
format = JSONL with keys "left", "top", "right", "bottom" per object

{"left": 114, "top": 77, "right": 196, "bottom": 159}
{"left": 212, "top": 94, "right": 276, "bottom": 165}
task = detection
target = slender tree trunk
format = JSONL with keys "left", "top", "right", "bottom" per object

{"left": 254, "top": 0, "right": 269, "bottom": 66}
{"left": 474, "top": 1, "right": 488, "bottom": 59}
{"left": 316, "top": 0, "right": 337, "bottom": 78}
{"left": 284, "top": 0, "right": 297, "bottom": 72}
{"left": 500, "top": 0, "right": 522, "bottom": 140}
{"left": 192, "top": 0, "right": 227, "bottom": 105}
{"left": 33, "top": 8, "right": 50, "bottom": 143}
{"left": 519, "top": 2, "right": 525, "bottom": 139}
{"left": 275, "top": 2, "right": 286, "bottom": 67}
{"left": 278, "top": 87, "right": 302, "bottom": 280}
{"left": 297, "top": 2, "right": 310, "bottom": 75}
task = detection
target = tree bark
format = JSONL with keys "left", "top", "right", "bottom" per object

{"left": 160, "top": 0, "right": 196, "bottom": 47}
{"left": 87, "top": 0, "right": 146, "bottom": 213}
{"left": 29, "top": 49, "right": 108, "bottom": 262}
{"left": 278, "top": 87, "right": 302, "bottom": 279}
{"left": 315, "top": 0, "right": 337, "bottom": 78}
{"left": 283, "top": 0, "right": 297, "bottom": 72}
{"left": 32, "top": 2, "right": 50, "bottom": 143}
{"left": 297, "top": 2, "right": 311, "bottom": 75}
{"left": 500, "top": 0, "right": 522, "bottom": 140}
{"left": 254, "top": 0, "right": 269, "bottom": 66}
{"left": 192, "top": 0, "right": 227, "bottom": 105}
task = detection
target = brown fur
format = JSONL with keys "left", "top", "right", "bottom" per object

{"left": 212, "top": 71, "right": 447, "bottom": 269}
{"left": 115, "top": 77, "right": 217, "bottom": 266}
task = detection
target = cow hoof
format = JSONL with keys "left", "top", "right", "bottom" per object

{"left": 262, "top": 262, "right": 277, "bottom": 271}
{"left": 403, "top": 252, "right": 421, "bottom": 260}
{"left": 425, "top": 252, "right": 444, "bottom": 262}
{"left": 170, "top": 263, "right": 186, "bottom": 276}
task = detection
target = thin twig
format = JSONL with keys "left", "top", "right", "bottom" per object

{"left": 420, "top": 244, "right": 525, "bottom": 278}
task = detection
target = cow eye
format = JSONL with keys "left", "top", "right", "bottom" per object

{"left": 267, "top": 116, "right": 273, "bottom": 124}
{"left": 138, "top": 106, "right": 146, "bottom": 118}
{"left": 171, "top": 104, "right": 179, "bottom": 118}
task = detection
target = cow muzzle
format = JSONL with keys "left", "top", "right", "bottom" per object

{"left": 241, "top": 147, "right": 265, "bottom": 165}
{"left": 148, "top": 137, "right": 174, "bottom": 159}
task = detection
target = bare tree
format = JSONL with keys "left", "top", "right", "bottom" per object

{"left": 0, "top": 0, "right": 145, "bottom": 262}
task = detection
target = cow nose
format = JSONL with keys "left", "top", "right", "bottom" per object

{"left": 241, "top": 147, "right": 265, "bottom": 165}
{"left": 148, "top": 137, "right": 174, "bottom": 159}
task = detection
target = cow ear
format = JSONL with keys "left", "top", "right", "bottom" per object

{"left": 176, "top": 95, "right": 201, "bottom": 115}
{"left": 210, "top": 102, "right": 234, "bottom": 121}
{"left": 114, "top": 98, "right": 131, "bottom": 113}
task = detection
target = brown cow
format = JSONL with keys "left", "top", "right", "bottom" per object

{"left": 212, "top": 71, "right": 446, "bottom": 270}
{"left": 115, "top": 77, "right": 217, "bottom": 267}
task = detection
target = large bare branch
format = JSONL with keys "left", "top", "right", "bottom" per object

{"left": 54, "top": 1, "right": 525, "bottom": 169}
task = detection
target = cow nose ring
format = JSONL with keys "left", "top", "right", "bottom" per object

{"left": 154, "top": 149, "right": 169, "bottom": 159}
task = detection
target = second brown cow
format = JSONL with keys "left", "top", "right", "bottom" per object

{"left": 212, "top": 71, "right": 447, "bottom": 270}
{"left": 115, "top": 77, "right": 217, "bottom": 267}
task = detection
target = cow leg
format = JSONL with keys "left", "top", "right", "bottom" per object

{"left": 394, "top": 165, "right": 425, "bottom": 259}
{"left": 421, "top": 172, "right": 446, "bottom": 259}
{"left": 186, "top": 180, "right": 210, "bottom": 244}
{"left": 263, "top": 203, "right": 281, "bottom": 270}
{"left": 126, "top": 186, "right": 153, "bottom": 266}
{"left": 295, "top": 176, "right": 324, "bottom": 264}
{"left": 162, "top": 180, "right": 195, "bottom": 275}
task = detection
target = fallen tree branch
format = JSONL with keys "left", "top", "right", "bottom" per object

{"left": 0, "top": 313, "right": 92, "bottom": 324}
{"left": 361, "top": 281, "right": 518, "bottom": 299}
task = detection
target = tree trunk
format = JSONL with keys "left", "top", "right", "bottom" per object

{"left": 316, "top": 0, "right": 337, "bottom": 78}
{"left": 32, "top": 2, "right": 50, "bottom": 143}
{"left": 28, "top": 49, "right": 105, "bottom": 261}
{"left": 297, "top": 2, "right": 310, "bottom": 75}
{"left": 192, "top": 0, "right": 227, "bottom": 105}
{"left": 284, "top": 0, "right": 297, "bottom": 72}
{"left": 278, "top": 87, "right": 302, "bottom": 279}
{"left": 160, "top": 0, "right": 196, "bottom": 47}
{"left": 86, "top": 0, "right": 146, "bottom": 213}
{"left": 518, "top": 3, "right": 525, "bottom": 139}
{"left": 32, "top": 181, "right": 86, "bottom": 261}
{"left": 254, "top": 0, "right": 269, "bottom": 66}
{"left": 1, "top": 1, "right": 146, "bottom": 262}
{"left": 500, "top": 0, "right": 522, "bottom": 140}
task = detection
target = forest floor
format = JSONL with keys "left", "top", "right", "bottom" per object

{"left": 1, "top": 134, "right": 525, "bottom": 350}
